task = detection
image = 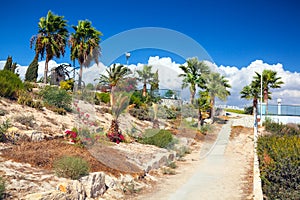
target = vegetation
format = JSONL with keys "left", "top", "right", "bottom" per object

{"left": 53, "top": 156, "right": 89, "bottom": 180}
{"left": 97, "top": 64, "right": 131, "bottom": 106}
{"left": 3, "top": 56, "right": 18, "bottom": 74}
{"left": 30, "top": 10, "right": 68, "bottom": 84}
{"left": 25, "top": 57, "right": 39, "bottom": 82}
{"left": 95, "top": 92, "right": 110, "bottom": 105}
{"left": 39, "top": 86, "right": 72, "bottom": 112}
{"left": 0, "top": 70, "right": 24, "bottom": 99}
{"left": 136, "top": 65, "right": 154, "bottom": 97}
{"left": 253, "top": 69, "right": 284, "bottom": 111}
{"left": 60, "top": 78, "right": 74, "bottom": 91}
{"left": 0, "top": 119, "right": 11, "bottom": 142}
{"left": 139, "top": 129, "right": 176, "bottom": 149}
{"left": 178, "top": 57, "right": 210, "bottom": 104}
{"left": 69, "top": 20, "right": 102, "bottom": 88}
{"left": 0, "top": 176, "right": 5, "bottom": 199}
{"left": 257, "top": 119, "right": 300, "bottom": 199}
{"left": 205, "top": 72, "right": 231, "bottom": 121}
{"left": 225, "top": 108, "right": 246, "bottom": 114}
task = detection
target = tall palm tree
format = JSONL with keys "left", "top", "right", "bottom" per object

{"left": 136, "top": 65, "right": 154, "bottom": 97}
{"left": 254, "top": 69, "right": 284, "bottom": 111}
{"left": 30, "top": 10, "right": 68, "bottom": 84}
{"left": 206, "top": 72, "right": 231, "bottom": 121}
{"left": 97, "top": 64, "right": 130, "bottom": 107}
{"left": 178, "top": 58, "right": 210, "bottom": 104}
{"left": 69, "top": 20, "right": 102, "bottom": 88}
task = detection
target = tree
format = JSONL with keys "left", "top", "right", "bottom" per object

{"left": 97, "top": 64, "right": 131, "bottom": 107}
{"left": 3, "top": 56, "right": 18, "bottom": 73}
{"left": 240, "top": 78, "right": 265, "bottom": 116}
{"left": 206, "top": 72, "right": 231, "bottom": 121}
{"left": 30, "top": 10, "right": 68, "bottom": 84}
{"left": 69, "top": 20, "right": 102, "bottom": 88}
{"left": 136, "top": 65, "right": 154, "bottom": 97}
{"left": 195, "top": 90, "right": 210, "bottom": 128}
{"left": 25, "top": 57, "right": 39, "bottom": 82}
{"left": 178, "top": 58, "right": 210, "bottom": 104}
{"left": 254, "top": 69, "right": 284, "bottom": 112}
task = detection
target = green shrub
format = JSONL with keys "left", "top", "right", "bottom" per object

{"left": 0, "top": 176, "right": 5, "bottom": 198}
{"left": 263, "top": 118, "right": 300, "bottom": 136}
{"left": 139, "top": 129, "right": 176, "bottom": 148}
{"left": 53, "top": 156, "right": 89, "bottom": 180}
{"left": 0, "top": 70, "right": 23, "bottom": 99}
{"left": 225, "top": 108, "right": 246, "bottom": 114}
{"left": 0, "top": 119, "right": 11, "bottom": 142}
{"left": 23, "top": 81, "right": 35, "bottom": 92}
{"left": 40, "top": 86, "right": 72, "bottom": 111}
{"left": 129, "top": 107, "right": 151, "bottom": 121}
{"left": 257, "top": 135, "right": 300, "bottom": 199}
{"left": 95, "top": 92, "right": 110, "bottom": 105}
{"left": 14, "top": 115, "right": 35, "bottom": 128}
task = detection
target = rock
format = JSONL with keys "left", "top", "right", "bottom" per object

{"left": 24, "top": 191, "right": 68, "bottom": 200}
{"left": 31, "top": 131, "right": 44, "bottom": 142}
{"left": 80, "top": 172, "right": 106, "bottom": 198}
{"left": 204, "top": 118, "right": 213, "bottom": 124}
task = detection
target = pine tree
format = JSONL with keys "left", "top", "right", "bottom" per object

{"left": 25, "top": 57, "right": 39, "bottom": 82}
{"left": 3, "top": 56, "right": 12, "bottom": 71}
{"left": 3, "top": 56, "right": 18, "bottom": 74}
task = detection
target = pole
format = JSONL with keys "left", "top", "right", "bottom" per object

{"left": 260, "top": 72, "right": 263, "bottom": 126}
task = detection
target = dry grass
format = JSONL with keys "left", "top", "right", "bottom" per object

{"left": 0, "top": 139, "right": 144, "bottom": 177}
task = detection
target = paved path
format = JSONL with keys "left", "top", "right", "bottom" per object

{"left": 136, "top": 114, "right": 255, "bottom": 200}
{"left": 169, "top": 121, "right": 240, "bottom": 200}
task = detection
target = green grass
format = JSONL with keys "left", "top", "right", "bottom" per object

{"left": 225, "top": 108, "right": 246, "bottom": 114}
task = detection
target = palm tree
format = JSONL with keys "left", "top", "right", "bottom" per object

{"left": 178, "top": 58, "right": 210, "bottom": 104}
{"left": 69, "top": 20, "right": 102, "bottom": 88}
{"left": 97, "top": 64, "right": 131, "bottom": 107}
{"left": 240, "top": 82, "right": 260, "bottom": 115}
{"left": 30, "top": 10, "right": 68, "bottom": 84}
{"left": 206, "top": 72, "right": 231, "bottom": 121}
{"left": 254, "top": 69, "right": 284, "bottom": 112}
{"left": 136, "top": 65, "right": 154, "bottom": 97}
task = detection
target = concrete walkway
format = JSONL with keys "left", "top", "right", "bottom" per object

{"left": 169, "top": 121, "right": 238, "bottom": 200}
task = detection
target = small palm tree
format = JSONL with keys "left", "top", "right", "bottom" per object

{"left": 136, "top": 65, "right": 154, "bottom": 97}
{"left": 30, "top": 10, "right": 68, "bottom": 84}
{"left": 69, "top": 20, "right": 102, "bottom": 88}
{"left": 179, "top": 58, "right": 210, "bottom": 104}
{"left": 240, "top": 82, "right": 260, "bottom": 115}
{"left": 107, "top": 94, "right": 129, "bottom": 143}
{"left": 254, "top": 69, "right": 284, "bottom": 112}
{"left": 97, "top": 64, "right": 130, "bottom": 107}
{"left": 206, "top": 72, "right": 231, "bottom": 121}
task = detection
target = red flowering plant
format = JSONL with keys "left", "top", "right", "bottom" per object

{"left": 106, "top": 120, "right": 125, "bottom": 144}
{"left": 65, "top": 129, "right": 80, "bottom": 143}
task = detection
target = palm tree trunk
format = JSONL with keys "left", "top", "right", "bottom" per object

{"left": 110, "top": 86, "right": 115, "bottom": 108}
{"left": 78, "top": 65, "right": 83, "bottom": 89}
{"left": 264, "top": 89, "right": 268, "bottom": 114}
{"left": 210, "top": 96, "right": 215, "bottom": 123}
{"left": 190, "top": 87, "right": 195, "bottom": 104}
{"left": 44, "top": 58, "right": 49, "bottom": 84}
{"left": 142, "top": 82, "right": 147, "bottom": 97}
{"left": 198, "top": 109, "right": 203, "bottom": 129}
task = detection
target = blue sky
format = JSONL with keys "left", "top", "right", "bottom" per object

{"left": 0, "top": 0, "right": 300, "bottom": 72}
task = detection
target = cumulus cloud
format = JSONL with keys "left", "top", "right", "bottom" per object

{"left": 1, "top": 58, "right": 299, "bottom": 107}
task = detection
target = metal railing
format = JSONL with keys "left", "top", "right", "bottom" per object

{"left": 258, "top": 104, "right": 300, "bottom": 116}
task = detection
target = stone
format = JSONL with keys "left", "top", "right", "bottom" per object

{"left": 80, "top": 172, "right": 106, "bottom": 198}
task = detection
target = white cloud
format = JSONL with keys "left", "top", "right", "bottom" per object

{"left": 1, "top": 58, "right": 299, "bottom": 107}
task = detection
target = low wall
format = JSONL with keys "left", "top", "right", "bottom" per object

{"left": 261, "top": 115, "right": 300, "bottom": 124}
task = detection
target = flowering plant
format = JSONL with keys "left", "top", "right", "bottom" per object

{"left": 107, "top": 130, "right": 125, "bottom": 144}
{"left": 65, "top": 129, "right": 80, "bottom": 143}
